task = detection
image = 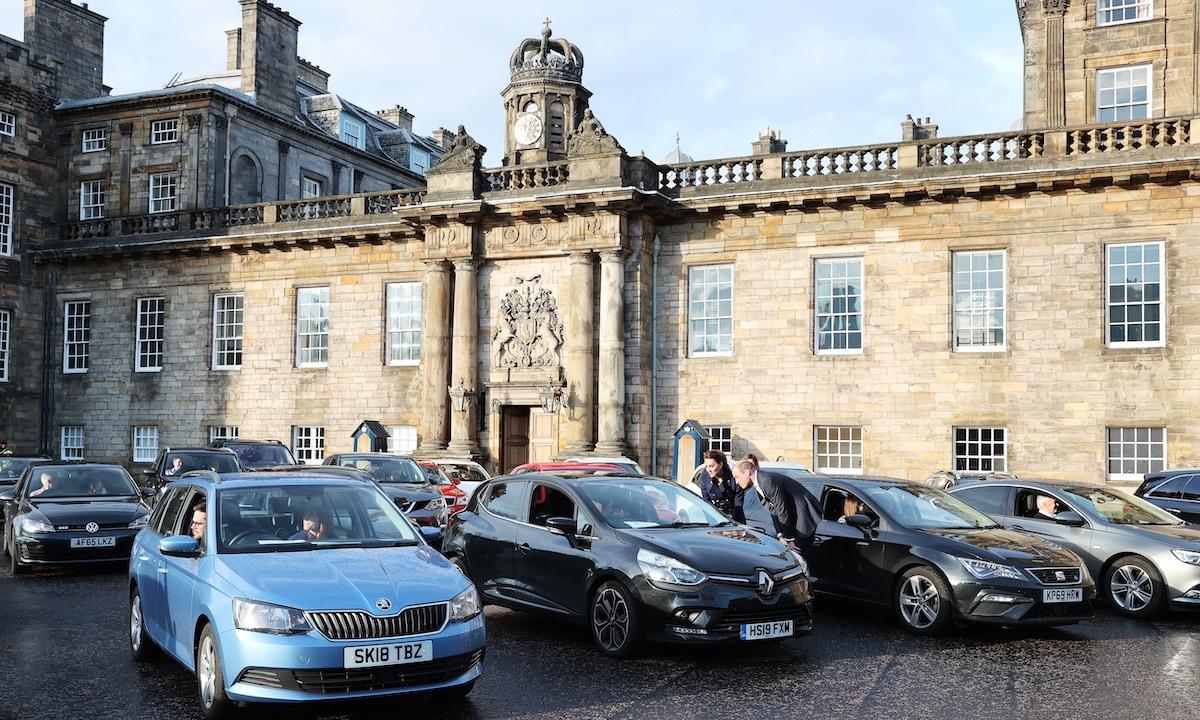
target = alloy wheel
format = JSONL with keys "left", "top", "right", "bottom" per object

{"left": 898, "top": 575, "right": 940, "bottom": 629}
{"left": 198, "top": 635, "right": 216, "bottom": 709}
{"left": 592, "top": 587, "right": 630, "bottom": 652}
{"left": 1110, "top": 564, "right": 1153, "bottom": 612}
{"left": 130, "top": 595, "right": 143, "bottom": 652}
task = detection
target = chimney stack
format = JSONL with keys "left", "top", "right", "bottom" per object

{"left": 751, "top": 127, "right": 787, "bottom": 155}
{"left": 901, "top": 114, "right": 939, "bottom": 141}
{"left": 238, "top": 0, "right": 301, "bottom": 118}
{"left": 431, "top": 127, "right": 457, "bottom": 149}
{"left": 376, "top": 105, "right": 414, "bottom": 133}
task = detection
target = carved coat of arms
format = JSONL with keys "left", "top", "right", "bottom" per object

{"left": 492, "top": 278, "right": 563, "bottom": 368}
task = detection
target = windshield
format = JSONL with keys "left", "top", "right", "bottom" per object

{"left": 164, "top": 452, "right": 240, "bottom": 475}
{"left": 440, "top": 463, "right": 488, "bottom": 483}
{"left": 418, "top": 464, "right": 449, "bottom": 485}
{"left": 862, "top": 484, "right": 998, "bottom": 530}
{"left": 335, "top": 457, "right": 425, "bottom": 484}
{"left": 216, "top": 484, "right": 420, "bottom": 553}
{"left": 1062, "top": 486, "right": 1181, "bottom": 526}
{"left": 24, "top": 466, "right": 139, "bottom": 499}
{"left": 0, "top": 458, "right": 40, "bottom": 481}
{"left": 579, "top": 479, "right": 730, "bottom": 529}
{"left": 229, "top": 444, "right": 296, "bottom": 469}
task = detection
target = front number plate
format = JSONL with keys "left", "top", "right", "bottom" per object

{"left": 343, "top": 640, "right": 433, "bottom": 668}
{"left": 1042, "top": 588, "right": 1083, "bottom": 604}
{"left": 70, "top": 536, "right": 116, "bottom": 548}
{"left": 740, "top": 620, "right": 793, "bottom": 640}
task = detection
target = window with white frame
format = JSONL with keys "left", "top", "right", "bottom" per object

{"left": 1097, "top": 65, "right": 1151, "bottom": 123}
{"left": 1097, "top": 0, "right": 1152, "bottom": 26}
{"left": 132, "top": 426, "right": 159, "bottom": 463}
{"left": 293, "top": 426, "right": 325, "bottom": 464}
{"left": 135, "top": 297, "right": 165, "bottom": 371}
{"left": 815, "top": 257, "right": 864, "bottom": 353}
{"left": 149, "top": 171, "right": 177, "bottom": 214}
{"left": 301, "top": 176, "right": 322, "bottom": 199}
{"left": 953, "top": 250, "right": 1006, "bottom": 351}
{"left": 410, "top": 148, "right": 430, "bottom": 174}
{"left": 387, "top": 425, "right": 418, "bottom": 455}
{"left": 212, "top": 293, "right": 244, "bottom": 370}
{"left": 386, "top": 282, "right": 421, "bottom": 365}
{"left": 687, "top": 264, "right": 733, "bottom": 356}
{"left": 340, "top": 115, "right": 366, "bottom": 150}
{"left": 814, "top": 425, "right": 863, "bottom": 474}
{"left": 79, "top": 179, "right": 105, "bottom": 220}
{"left": 63, "top": 300, "right": 90, "bottom": 373}
{"left": 296, "top": 287, "right": 330, "bottom": 367}
{"left": 706, "top": 426, "right": 733, "bottom": 454}
{"left": 1107, "top": 427, "right": 1166, "bottom": 480}
{"left": 954, "top": 427, "right": 1007, "bottom": 472}
{"left": 0, "top": 110, "right": 14, "bottom": 137}
{"left": 0, "top": 182, "right": 13, "bottom": 256}
{"left": 0, "top": 309, "right": 9, "bottom": 382}
{"left": 61, "top": 426, "right": 84, "bottom": 460}
{"left": 209, "top": 425, "right": 239, "bottom": 443}
{"left": 1107, "top": 241, "right": 1164, "bottom": 347}
{"left": 82, "top": 128, "right": 107, "bottom": 152}
{"left": 150, "top": 118, "right": 179, "bottom": 144}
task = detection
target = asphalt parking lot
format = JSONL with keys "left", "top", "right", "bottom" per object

{"left": 1, "top": 563, "right": 1196, "bottom": 720}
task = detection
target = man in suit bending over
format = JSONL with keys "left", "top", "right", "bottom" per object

{"left": 731, "top": 454, "right": 822, "bottom": 553}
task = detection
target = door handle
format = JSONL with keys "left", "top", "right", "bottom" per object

{"left": 157, "top": 567, "right": 168, "bottom": 574}
{"left": 517, "top": 542, "right": 531, "bottom": 555}
{"left": 1166, "top": 508, "right": 1183, "bottom": 514}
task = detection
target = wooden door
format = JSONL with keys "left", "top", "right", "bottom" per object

{"left": 501, "top": 406, "right": 531, "bottom": 473}
{"left": 529, "top": 408, "right": 557, "bottom": 463}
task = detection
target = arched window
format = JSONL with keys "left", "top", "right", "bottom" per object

{"left": 229, "top": 153, "right": 261, "bottom": 205}
{"left": 548, "top": 101, "right": 565, "bottom": 154}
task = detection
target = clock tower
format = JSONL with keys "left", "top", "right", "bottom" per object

{"left": 502, "top": 19, "right": 590, "bottom": 166}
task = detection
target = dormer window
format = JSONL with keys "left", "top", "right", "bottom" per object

{"left": 1097, "top": 0, "right": 1152, "bottom": 26}
{"left": 410, "top": 148, "right": 430, "bottom": 174}
{"left": 340, "top": 115, "right": 366, "bottom": 150}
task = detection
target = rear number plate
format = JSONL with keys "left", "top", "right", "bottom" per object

{"left": 1043, "top": 588, "right": 1082, "bottom": 604}
{"left": 343, "top": 640, "right": 433, "bottom": 668}
{"left": 70, "top": 536, "right": 115, "bottom": 548}
{"left": 740, "top": 620, "right": 793, "bottom": 640}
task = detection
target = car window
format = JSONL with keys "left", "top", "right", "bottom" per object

{"left": 579, "top": 479, "right": 729, "bottom": 529}
{"left": 444, "top": 464, "right": 488, "bottom": 483}
{"left": 150, "top": 486, "right": 183, "bottom": 534}
{"left": 164, "top": 452, "right": 240, "bottom": 475}
{"left": 820, "top": 486, "right": 877, "bottom": 523}
{"left": 529, "top": 484, "right": 578, "bottom": 528}
{"left": 1061, "top": 486, "right": 1182, "bottom": 526}
{"left": 1014, "top": 489, "right": 1078, "bottom": 520}
{"left": 229, "top": 444, "right": 295, "bottom": 469}
{"left": 861, "top": 484, "right": 998, "bottom": 530}
{"left": 954, "top": 485, "right": 1011, "bottom": 516}
{"left": 337, "top": 457, "right": 425, "bottom": 484}
{"left": 23, "top": 466, "right": 139, "bottom": 499}
{"left": 482, "top": 481, "right": 526, "bottom": 520}
{"left": 1147, "top": 475, "right": 1191, "bottom": 500}
{"left": 182, "top": 490, "right": 209, "bottom": 552}
{"left": 1181, "top": 475, "right": 1200, "bottom": 502}
{"left": 0, "top": 458, "right": 39, "bottom": 481}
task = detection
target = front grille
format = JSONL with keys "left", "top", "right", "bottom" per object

{"left": 292, "top": 650, "right": 483, "bottom": 695}
{"left": 308, "top": 603, "right": 448, "bottom": 641}
{"left": 397, "top": 499, "right": 430, "bottom": 513}
{"left": 1027, "top": 567, "right": 1082, "bottom": 585}
{"left": 54, "top": 522, "right": 128, "bottom": 531}
{"left": 713, "top": 605, "right": 811, "bottom": 633}
{"left": 19, "top": 537, "right": 132, "bottom": 562}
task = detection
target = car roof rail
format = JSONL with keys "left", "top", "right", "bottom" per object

{"left": 178, "top": 469, "right": 221, "bottom": 484}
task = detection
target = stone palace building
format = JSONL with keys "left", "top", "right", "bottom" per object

{"left": 3, "top": 0, "right": 1200, "bottom": 483}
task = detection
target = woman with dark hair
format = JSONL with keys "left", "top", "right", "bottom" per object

{"left": 699, "top": 450, "right": 745, "bottom": 523}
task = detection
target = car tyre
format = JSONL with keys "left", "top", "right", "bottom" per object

{"left": 1104, "top": 556, "right": 1164, "bottom": 618}
{"left": 196, "top": 625, "right": 234, "bottom": 720}
{"left": 895, "top": 566, "right": 952, "bottom": 635}
{"left": 7, "top": 530, "right": 27, "bottom": 575}
{"left": 590, "top": 580, "right": 642, "bottom": 657}
{"left": 129, "top": 587, "right": 160, "bottom": 662}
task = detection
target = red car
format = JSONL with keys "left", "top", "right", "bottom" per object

{"left": 418, "top": 460, "right": 469, "bottom": 514}
{"left": 510, "top": 462, "right": 626, "bottom": 475}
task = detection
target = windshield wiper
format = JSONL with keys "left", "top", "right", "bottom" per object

{"left": 666, "top": 521, "right": 714, "bottom": 529}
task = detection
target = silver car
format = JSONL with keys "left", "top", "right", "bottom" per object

{"left": 950, "top": 479, "right": 1200, "bottom": 618}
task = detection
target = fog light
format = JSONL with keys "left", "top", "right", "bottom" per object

{"left": 980, "top": 593, "right": 1019, "bottom": 604}
{"left": 674, "top": 610, "right": 702, "bottom": 624}
{"left": 669, "top": 626, "right": 708, "bottom": 636}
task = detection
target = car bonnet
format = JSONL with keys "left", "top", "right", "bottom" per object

{"left": 29, "top": 498, "right": 147, "bottom": 525}
{"left": 622, "top": 526, "right": 797, "bottom": 575}
{"left": 919, "top": 526, "right": 1082, "bottom": 566}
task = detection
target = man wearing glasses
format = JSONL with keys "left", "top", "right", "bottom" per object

{"left": 189, "top": 503, "right": 207, "bottom": 546}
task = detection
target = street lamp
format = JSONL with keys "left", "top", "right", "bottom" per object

{"left": 448, "top": 378, "right": 475, "bottom": 413}
{"left": 538, "top": 379, "right": 567, "bottom": 414}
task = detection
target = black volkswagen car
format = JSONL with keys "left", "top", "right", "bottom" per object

{"left": 443, "top": 473, "right": 812, "bottom": 657}
{"left": 795, "top": 476, "right": 1095, "bottom": 634}
{"left": 1, "top": 462, "right": 155, "bottom": 575}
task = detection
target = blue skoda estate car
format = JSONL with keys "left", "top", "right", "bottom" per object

{"left": 128, "top": 470, "right": 485, "bottom": 719}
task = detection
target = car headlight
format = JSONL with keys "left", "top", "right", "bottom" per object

{"left": 448, "top": 585, "right": 481, "bottom": 621}
{"left": 18, "top": 517, "right": 55, "bottom": 534}
{"left": 1171, "top": 549, "right": 1200, "bottom": 566}
{"left": 128, "top": 514, "right": 149, "bottom": 530}
{"left": 789, "top": 548, "right": 809, "bottom": 576}
{"left": 958, "top": 558, "right": 1026, "bottom": 581}
{"left": 232, "top": 598, "right": 313, "bottom": 635}
{"left": 454, "top": 495, "right": 468, "bottom": 506}
{"left": 637, "top": 548, "right": 707, "bottom": 586}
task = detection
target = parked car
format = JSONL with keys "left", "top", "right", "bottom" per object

{"left": 324, "top": 454, "right": 448, "bottom": 528}
{"left": 2, "top": 462, "right": 155, "bottom": 575}
{"left": 443, "top": 473, "right": 813, "bottom": 657}
{"left": 431, "top": 459, "right": 491, "bottom": 500}
{"left": 142, "top": 448, "right": 241, "bottom": 489}
{"left": 793, "top": 475, "right": 1095, "bottom": 633}
{"left": 128, "top": 470, "right": 484, "bottom": 718}
{"left": 511, "top": 462, "right": 626, "bottom": 475}
{"left": 1135, "top": 469, "right": 1200, "bottom": 523}
{"left": 926, "top": 469, "right": 1021, "bottom": 490}
{"left": 209, "top": 438, "right": 297, "bottom": 469}
{"left": 558, "top": 456, "right": 646, "bottom": 475}
{"left": 950, "top": 479, "right": 1200, "bottom": 617}
{"left": 0, "top": 454, "right": 51, "bottom": 531}
{"left": 417, "top": 462, "right": 468, "bottom": 515}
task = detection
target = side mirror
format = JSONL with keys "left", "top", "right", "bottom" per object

{"left": 845, "top": 513, "right": 876, "bottom": 532}
{"left": 419, "top": 525, "right": 443, "bottom": 546}
{"left": 546, "top": 517, "right": 577, "bottom": 536}
{"left": 1055, "top": 510, "right": 1086, "bottom": 527}
{"left": 141, "top": 486, "right": 158, "bottom": 498}
{"left": 0, "top": 490, "right": 15, "bottom": 503}
{"left": 159, "top": 535, "right": 200, "bottom": 558}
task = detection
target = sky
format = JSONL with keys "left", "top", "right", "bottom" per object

{"left": 0, "top": 1, "right": 1025, "bottom": 165}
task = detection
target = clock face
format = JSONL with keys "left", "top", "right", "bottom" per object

{"left": 514, "top": 112, "right": 543, "bottom": 146}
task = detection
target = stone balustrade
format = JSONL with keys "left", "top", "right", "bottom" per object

{"left": 483, "top": 161, "right": 570, "bottom": 192}
{"left": 918, "top": 132, "right": 1044, "bottom": 165}
{"left": 1065, "top": 117, "right": 1189, "bottom": 155}
{"left": 659, "top": 156, "right": 763, "bottom": 191}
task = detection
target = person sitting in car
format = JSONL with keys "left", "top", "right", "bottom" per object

{"left": 190, "top": 503, "right": 207, "bottom": 545}
{"left": 1034, "top": 494, "right": 1060, "bottom": 520}
{"left": 163, "top": 457, "right": 185, "bottom": 477}
{"left": 290, "top": 511, "right": 330, "bottom": 541}
{"left": 838, "top": 495, "right": 867, "bottom": 523}
{"left": 29, "top": 472, "right": 54, "bottom": 497}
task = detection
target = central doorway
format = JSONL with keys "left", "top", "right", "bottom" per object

{"left": 499, "top": 405, "right": 557, "bottom": 473}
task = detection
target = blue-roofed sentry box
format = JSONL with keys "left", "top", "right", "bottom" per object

{"left": 352, "top": 420, "right": 390, "bottom": 453}
{"left": 672, "top": 420, "right": 710, "bottom": 486}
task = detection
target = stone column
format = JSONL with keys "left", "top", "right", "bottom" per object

{"left": 446, "top": 258, "right": 480, "bottom": 458}
{"left": 563, "top": 252, "right": 596, "bottom": 452}
{"left": 1043, "top": 0, "right": 1067, "bottom": 127}
{"left": 416, "top": 260, "right": 452, "bottom": 454}
{"left": 595, "top": 250, "right": 626, "bottom": 456}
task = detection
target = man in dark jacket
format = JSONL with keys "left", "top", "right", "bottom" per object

{"left": 732, "top": 458, "right": 822, "bottom": 551}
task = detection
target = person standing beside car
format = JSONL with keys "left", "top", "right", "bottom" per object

{"left": 699, "top": 450, "right": 744, "bottom": 523}
{"left": 732, "top": 454, "right": 822, "bottom": 553}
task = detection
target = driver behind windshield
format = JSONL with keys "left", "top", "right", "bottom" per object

{"left": 29, "top": 472, "right": 54, "bottom": 497}
{"left": 289, "top": 510, "right": 331, "bottom": 541}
